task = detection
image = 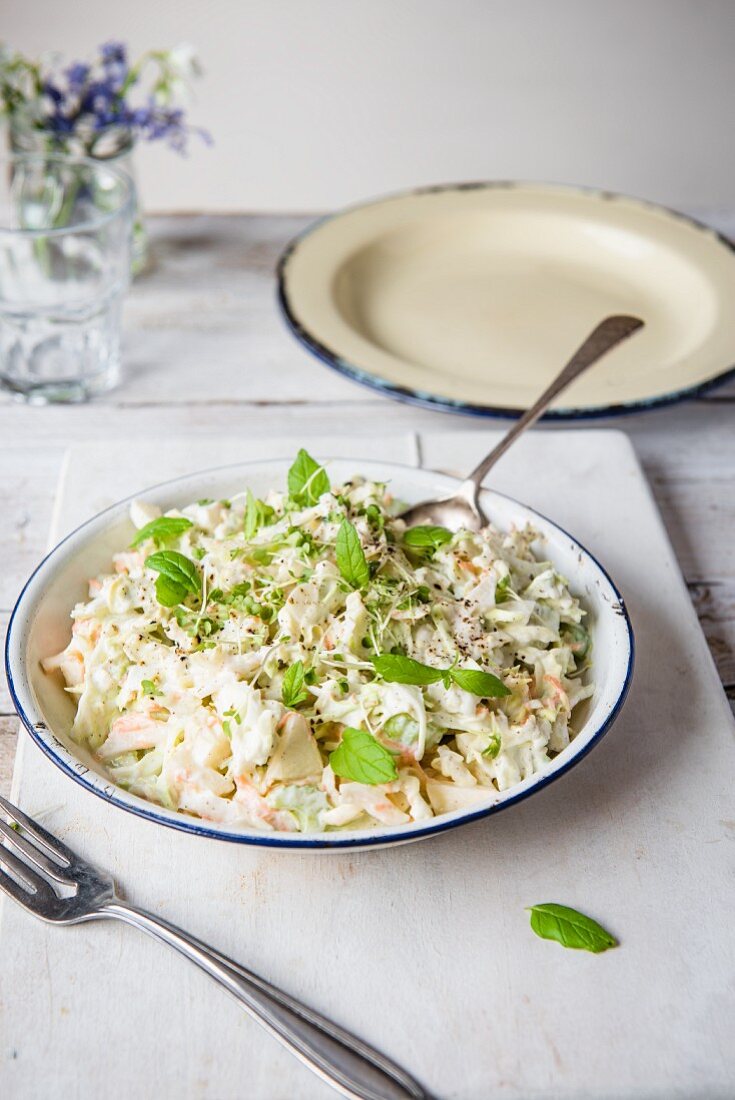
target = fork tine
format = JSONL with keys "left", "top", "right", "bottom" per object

{"left": 0, "top": 840, "right": 57, "bottom": 899}
{"left": 0, "top": 817, "right": 76, "bottom": 885}
{"left": 0, "top": 864, "right": 40, "bottom": 909}
{"left": 0, "top": 794, "right": 73, "bottom": 866}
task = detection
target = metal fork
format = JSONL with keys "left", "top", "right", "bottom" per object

{"left": 0, "top": 794, "right": 428, "bottom": 1100}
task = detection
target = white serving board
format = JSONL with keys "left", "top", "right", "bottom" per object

{"left": 1, "top": 430, "right": 733, "bottom": 1100}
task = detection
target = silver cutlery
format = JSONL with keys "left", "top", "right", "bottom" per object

{"left": 0, "top": 794, "right": 428, "bottom": 1100}
{"left": 400, "top": 314, "right": 644, "bottom": 531}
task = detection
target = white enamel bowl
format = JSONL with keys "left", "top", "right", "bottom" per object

{"left": 5, "top": 459, "right": 634, "bottom": 851}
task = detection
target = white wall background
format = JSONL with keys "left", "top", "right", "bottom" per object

{"left": 4, "top": 0, "right": 734, "bottom": 214}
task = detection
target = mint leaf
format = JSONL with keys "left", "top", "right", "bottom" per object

{"left": 495, "top": 574, "right": 511, "bottom": 604}
{"left": 372, "top": 654, "right": 444, "bottom": 686}
{"left": 288, "top": 448, "right": 330, "bottom": 506}
{"left": 482, "top": 732, "right": 501, "bottom": 758}
{"left": 154, "top": 576, "right": 185, "bottom": 606}
{"left": 403, "top": 525, "right": 453, "bottom": 551}
{"left": 373, "top": 654, "right": 510, "bottom": 695}
{"left": 243, "top": 489, "right": 259, "bottom": 540}
{"left": 282, "top": 660, "right": 310, "bottom": 708}
{"left": 131, "top": 516, "right": 193, "bottom": 549}
{"left": 527, "top": 903, "right": 617, "bottom": 953}
{"left": 329, "top": 727, "right": 398, "bottom": 785}
{"left": 335, "top": 519, "right": 370, "bottom": 589}
{"left": 243, "top": 489, "right": 275, "bottom": 540}
{"left": 141, "top": 679, "right": 162, "bottom": 697}
{"left": 449, "top": 667, "right": 510, "bottom": 697}
{"left": 145, "top": 550, "right": 201, "bottom": 607}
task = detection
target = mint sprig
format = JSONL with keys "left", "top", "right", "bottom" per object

{"left": 282, "top": 660, "right": 310, "bottom": 708}
{"left": 403, "top": 525, "right": 453, "bottom": 551}
{"left": 372, "top": 654, "right": 444, "bottom": 686}
{"left": 243, "top": 488, "right": 276, "bottom": 540}
{"left": 449, "top": 667, "right": 510, "bottom": 697}
{"left": 329, "top": 727, "right": 398, "bottom": 785}
{"left": 145, "top": 550, "right": 201, "bottom": 607}
{"left": 372, "top": 654, "right": 510, "bottom": 697}
{"left": 335, "top": 519, "right": 370, "bottom": 589}
{"left": 288, "top": 448, "right": 330, "bottom": 506}
{"left": 131, "top": 516, "right": 193, "bottom": 549}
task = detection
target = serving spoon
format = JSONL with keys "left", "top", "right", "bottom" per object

{"left": 400, "top": 314, "right": 644, "bottom": 531}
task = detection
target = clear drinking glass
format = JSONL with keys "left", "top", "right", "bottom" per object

{"left": 9, "top": 123, "right": 148, "bottom": 275}
{"left": 0, "top": 153, "right": 134, "bottom": 404}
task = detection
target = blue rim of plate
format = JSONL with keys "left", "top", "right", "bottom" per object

{"left": 276, "top": 180, "right": 735, "bottom": 421}
{"left": 5, "top": 458, "right": 635, "bottom": 849}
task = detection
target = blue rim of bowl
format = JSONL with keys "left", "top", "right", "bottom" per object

{"left": 276, "top": 180, "right": 735, "bottom": 421}
{"left": 5, "top": 457, "right": 635, "bottom": 849}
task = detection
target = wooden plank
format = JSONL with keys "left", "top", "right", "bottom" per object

{"left": 0, "top": 447, "right": 63, "bottom": 610}
{"left": 688, "top": 580, "right": 735, "bottom": 694}
{"left": 0, "top": 716, "right": 17, "bottom": 797}
{"left": 650, "top": 475, "right": 735, "bottom": 582}
{"left": 0, "top": 611, "right": 9, "bottom": 713}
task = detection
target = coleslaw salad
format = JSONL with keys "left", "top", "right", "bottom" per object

{"left": 42, "top": 450, "right": 595, "bottom": 834}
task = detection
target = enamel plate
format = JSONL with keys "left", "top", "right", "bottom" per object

{"left": 278, "top": 183, "right": 735, "bottom": 418}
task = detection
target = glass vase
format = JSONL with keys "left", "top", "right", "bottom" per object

{"left": 9, "top": 122, "right": 148, "bottom": 275}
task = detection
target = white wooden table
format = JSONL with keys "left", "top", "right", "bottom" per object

{"left": 1, "top": 212, "right": 734, "bottom": 793}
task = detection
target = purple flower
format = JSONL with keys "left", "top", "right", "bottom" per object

{"left": 65, "top": 62, "right": 90, "bottom": 90}
{"left": 100, "top": 41, "right": 126, "bottom": 63}
{"left": 100, "top": 40, "right": 128, "bottom": 92}
{"left": 42, "top": 80, "right": 63, "bottom": 105}
{"left": 4, "top": 40, "right": 210, "bottom": 155}
{"left": 45, "top": 112, "right": 75, "bottom": 135}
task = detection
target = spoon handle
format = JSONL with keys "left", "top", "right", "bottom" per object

{"left": 459, "top": 315, "right": 644, "bottom": 496}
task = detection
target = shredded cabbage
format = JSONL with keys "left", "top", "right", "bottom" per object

{"left": 43, "top": 463, "right": 594, "bottom": 833}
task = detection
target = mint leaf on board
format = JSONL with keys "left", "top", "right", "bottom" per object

{"left": 329, "top": 727, "right": 398, "bottom": 785}
{"left": 287, "top": 448, "right": 330, "bottom": 506}
{"left": 145, "top": 550, "right": 201, "bottom": 607}
{"left": 335, "top": 519, "right": 370, "bottom": 589}
{"left": 371, "top": 654, "right": 444, "bottom": 686}
{"left": 449, "top": 667, "right": 511, "bottom": 698}
{"left": 282, "top": 660, "right": 310, "bottom": 708}
{"left": 131, "top": 516, "right": 193, "bottom": 549}
{"left": 527, "top": 903, "right": 618, "bottom": 953}
{"left": 403, "top": 525, "right": 453, "bottom": 551}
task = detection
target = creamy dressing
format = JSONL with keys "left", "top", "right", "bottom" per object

{"left": 43, "top": 471, "right": 593, "bottom": 832}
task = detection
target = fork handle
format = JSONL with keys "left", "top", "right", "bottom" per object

{"left": 97, "top": 901, "right": 428, "bottom": 1100}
